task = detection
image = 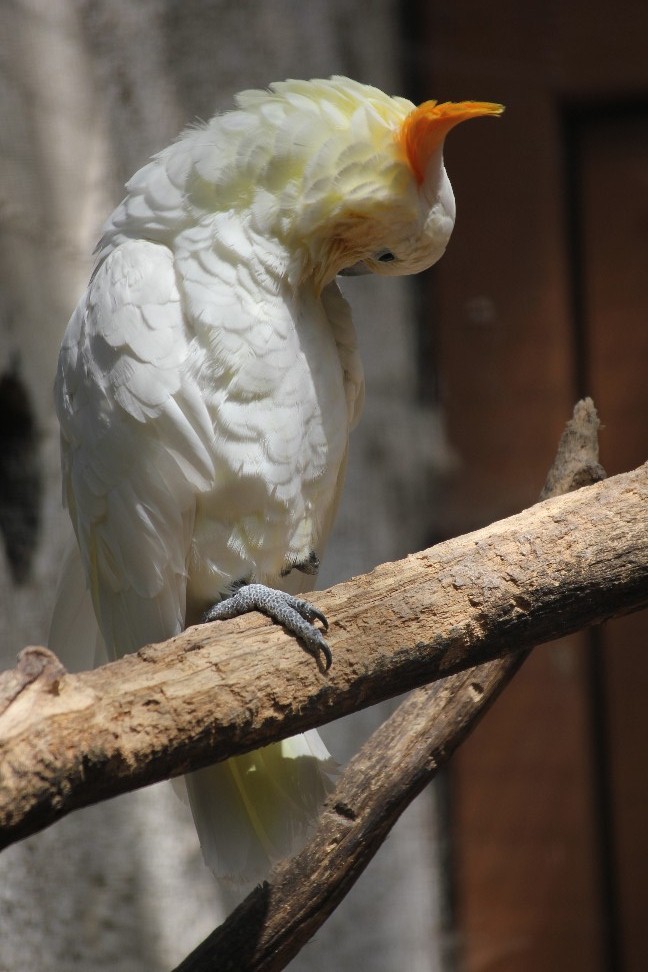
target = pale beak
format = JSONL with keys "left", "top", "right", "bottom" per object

{"left": 339, "top": 260, "right": 371, "bottom": 276}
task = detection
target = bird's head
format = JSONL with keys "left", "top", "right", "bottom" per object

{"left": 334, "top": 98, "right": 504, "bottom": 283}
{"left": 224, "top": 79, "right": 503, "bottom": 290}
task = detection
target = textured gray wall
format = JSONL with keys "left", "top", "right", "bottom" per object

{"left": 0, "top": 2, "right": 451, "bottom": 968}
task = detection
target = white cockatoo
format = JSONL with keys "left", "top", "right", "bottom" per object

{"left": 49, "top": 77, "right": 502, "bottom": 882}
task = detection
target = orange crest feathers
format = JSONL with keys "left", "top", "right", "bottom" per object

{"left": 398, "top": 100, "right": 504, "bottom": 184}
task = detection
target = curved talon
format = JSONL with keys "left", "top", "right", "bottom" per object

{"left": 288, "top": 596, "right": 329, "bottom": 631}
{"left": 203, "top": 583, "right": 332, "bottom": 669}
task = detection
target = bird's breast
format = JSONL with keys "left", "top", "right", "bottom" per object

{"left": 184, "top": 279, "right": 350, "bottom": 612}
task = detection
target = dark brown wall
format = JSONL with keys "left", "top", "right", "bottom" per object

{"left": 416, "top": 4, "right": 648, "bottom": 969}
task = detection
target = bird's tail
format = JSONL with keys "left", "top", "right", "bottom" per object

{"left": 49, "top": 540, "right": 336, "bottom": 883}
{"left": 184, "top": 729, "right": 337, "bottom": 883}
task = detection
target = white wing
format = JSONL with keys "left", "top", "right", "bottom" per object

{"left": 53, "top": 233, "right": 354, "bottom": 883}
{"left": 47, "top": 535, "right": 105, "bottom": 672}
{"left": 55, "top": 239, "right": 215, "bottom": 657}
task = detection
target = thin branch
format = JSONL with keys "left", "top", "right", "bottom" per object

{"left": 1, "top": 410, "right": 646, "bottom": 858}
{"left": 173, "top": 398, "right": 613, "bottom": 971}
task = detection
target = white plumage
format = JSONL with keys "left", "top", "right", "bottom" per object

{"left": 50, "top": 77, "right": 502, "bottom": 881}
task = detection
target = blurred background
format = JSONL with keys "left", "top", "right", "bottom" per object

{"left": 0, "top": 2, "right": 646, "bottom": 970}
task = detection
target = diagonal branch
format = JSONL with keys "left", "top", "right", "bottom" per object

{"left": 173, "top": 397, "right": 614, "bottom": 971}
{"left": 1, "top": 404, "right": 646, "bottom": 862}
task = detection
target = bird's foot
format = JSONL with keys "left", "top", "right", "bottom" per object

{"left": 203, "top": 583, "right": 331, "bottom": 669}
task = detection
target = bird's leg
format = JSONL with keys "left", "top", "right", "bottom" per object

{"left": 203, "top": 579, "right": 332, "bottom": 669}
{"left": 280, "top": 550, "right": 320, "bottom": 576}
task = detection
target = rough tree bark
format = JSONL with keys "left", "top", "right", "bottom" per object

{"left": 1, "top": 402, "right": 647, "bottom": 969}
{"left": 1, "top": 409, "right": 646, "bottom": 863}
{"left": 173, "top": 398, "right": 618, "bottom": 971}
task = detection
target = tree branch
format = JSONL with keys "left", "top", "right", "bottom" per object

{"left": 1, "top": 410, "right": 646, "bottom": 862}
{"left": 173, "top": 397, "right": 616, "bottom": 971}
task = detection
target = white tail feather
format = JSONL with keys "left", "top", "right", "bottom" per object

{"left": 50, "top": 542, "right": 336, "bottom": 883}
{"left": 184, "top": 730, "right": 337, "bottom": 882}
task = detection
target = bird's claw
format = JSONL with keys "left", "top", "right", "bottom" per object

{"left": 203, "top": 583, "right": 332, "bottom": 669}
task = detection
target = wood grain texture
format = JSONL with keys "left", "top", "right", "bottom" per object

{"left": 1, "top": 459, "right": 646, "bottom": 854}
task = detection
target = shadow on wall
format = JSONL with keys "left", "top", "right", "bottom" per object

{"left": 0, "top": 366, "right": 42, "bottom": 584}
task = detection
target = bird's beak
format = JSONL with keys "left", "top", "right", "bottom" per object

{"left": 399, "top": 100, "right": 504, "bottom": 185}
{"left": 339, "top": 260, "right": 371, "bottom": 276}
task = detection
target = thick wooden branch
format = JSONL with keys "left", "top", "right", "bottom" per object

{"left": 1, "top": 457, "right": 647, "bottom": 854}
{"left": 175, "top": 664, "right": 522, "bottom": 972}
{"left": 174, "top": 397, "right": 612, "bottom": 971}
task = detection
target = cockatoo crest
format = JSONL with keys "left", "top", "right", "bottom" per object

{"left": 398, "top": 99, "right": 503, "bottom": 185}
{"left": 108, "top": 77, "right": 502, "bottom": 291}
{"left": 223, "top": 78, "right": 503, "bottom": 285}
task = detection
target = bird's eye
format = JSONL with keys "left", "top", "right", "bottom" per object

{"left": 375, "top": 250, "right": 396, "bottom": 263}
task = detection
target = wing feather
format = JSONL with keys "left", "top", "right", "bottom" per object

{"left": 55, "top": 239, "right": 215, "bottom": 656}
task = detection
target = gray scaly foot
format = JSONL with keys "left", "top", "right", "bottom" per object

{"left": 203, "top": 583, "right": 332, "bottom": 669}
